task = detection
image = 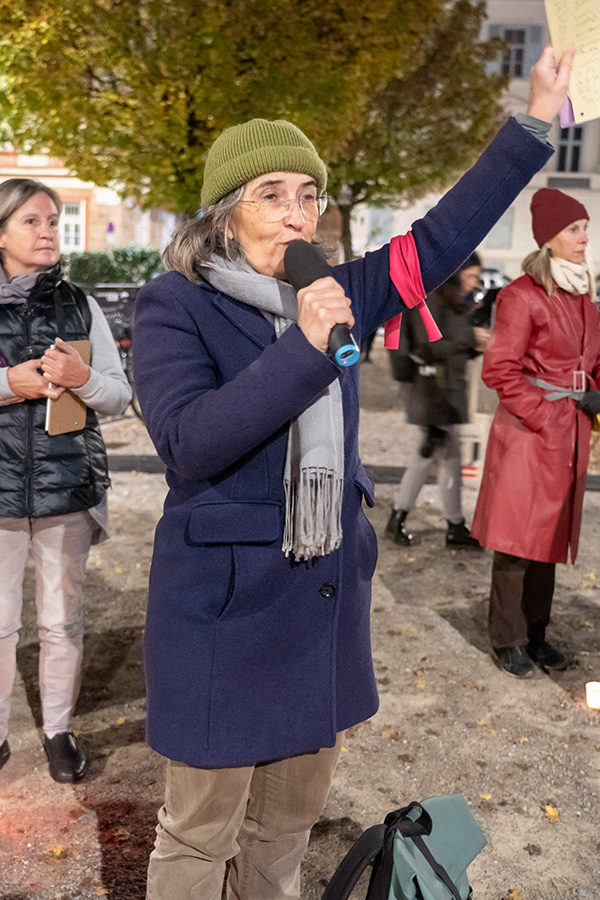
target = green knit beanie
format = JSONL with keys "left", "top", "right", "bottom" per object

{"left": 200, "top": 118, "right": 328, "bottom": 209}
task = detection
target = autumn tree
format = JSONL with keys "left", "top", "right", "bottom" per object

{"left": 0, "top": 0, "right": 451, "bottom": 213}
{"left": 326, "top": 0, "right": 508, "bottom": 260}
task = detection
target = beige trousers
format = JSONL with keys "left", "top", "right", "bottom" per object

{"left": 0, "top": 511, "right": 95, "bottom": 742}
{"left": 146, "top": 734, "right": 343, "bottom": 900}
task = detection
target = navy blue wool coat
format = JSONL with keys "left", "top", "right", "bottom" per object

{"left": 134, "top": 118, "right": 551, "bottom": 768}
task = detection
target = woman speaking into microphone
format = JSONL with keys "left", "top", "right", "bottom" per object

{"left": 134, "top": 47, "right": 573, "bottom": 900}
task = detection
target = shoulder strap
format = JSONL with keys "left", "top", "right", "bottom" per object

{"left": 321, "top": 823, "right": 386, "bottom": 900}
{"left": 69, "top": 283, "right": 92, "bottom": 333}
{"left": 52, "top": 282, "right": 92, "bottom": 341}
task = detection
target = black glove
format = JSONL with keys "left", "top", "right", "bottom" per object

{"left": 576, "top": 390, "right": 600, "bottom": 417}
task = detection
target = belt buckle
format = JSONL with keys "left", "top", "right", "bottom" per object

{"left": 573, "top": 370, "right": 585, "bottom": 392}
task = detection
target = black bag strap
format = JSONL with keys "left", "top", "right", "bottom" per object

{"left": 321, "top": 802, "right": 464, "bottom": 900}
{"left": 52, "top": 283, "right": 92, "bottom": 340}
{"left": 69, "top": 283, "right": 92, "bottom": 333}
{"left": 411, "top": 835, "right": 462, "bottom": 900}
{"left": 321, "top": 823, "right": 386, "bottom": 900}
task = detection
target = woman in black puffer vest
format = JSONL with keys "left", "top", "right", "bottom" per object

{"left": 0, "top": 179, "right": 130, "bottom": 782}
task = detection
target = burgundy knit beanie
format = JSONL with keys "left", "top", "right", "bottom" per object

{"left": 530, "top": 188, "right": 589, "bottom": 247}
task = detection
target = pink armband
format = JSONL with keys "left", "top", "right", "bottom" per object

{"left": 384, "top": 233, "right": 441, "bottom": 349}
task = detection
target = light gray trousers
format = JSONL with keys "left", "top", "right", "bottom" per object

{"left": 393, "top": 424, "right": 463, "bottom": 523}
{"left": 146, "top": 734, "right": 343, "bottom": 900}
{"left": 0, "top": 511, "right": 94, "bottom": 742}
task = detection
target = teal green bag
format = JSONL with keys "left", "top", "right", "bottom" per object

{"left": 321, "top": 795, "right": 487, "bottom": 900}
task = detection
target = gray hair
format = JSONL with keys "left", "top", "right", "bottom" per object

{"left": 162, "top": 188, "right": 246, "bottom": 283}
{"left": 522, "top": 245, "right": 554, "bottom": 295}
{"left": 0, "top": 178, "right": 62, "bottom": 232}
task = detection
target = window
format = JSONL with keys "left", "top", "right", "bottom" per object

{"left": 487, "top": 25, "right": 544, "bottom": 79}
{"left": 557, "top": 126, "right": 584, "bottom": 173}
{"left": 502, "top": 29, "right": 526, "bottom": 77}
{"left": 60, "top": 200, "right": 85, "bottom": 249}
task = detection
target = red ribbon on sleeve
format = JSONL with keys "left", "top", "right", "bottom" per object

{"left": 384, "top": 233, "right": 441, "bottom": 349}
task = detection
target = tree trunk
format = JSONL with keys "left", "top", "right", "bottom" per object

{"left": 339, "top": 204, "right": 354, "bottom": 262}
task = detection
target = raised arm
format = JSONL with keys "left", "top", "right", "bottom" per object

{"left": 412, "top": 47, "right": 574, "bottom": 294}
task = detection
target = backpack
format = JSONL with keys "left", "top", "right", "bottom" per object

{"left": 321, "top": 795, "right": 487, "bottom": 900}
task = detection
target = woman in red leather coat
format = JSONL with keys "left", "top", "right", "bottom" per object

{"left": 472, "top": 188, "right": 600, "bottom": 678}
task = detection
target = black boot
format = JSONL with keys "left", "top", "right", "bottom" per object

{"left": 446, "top": 519, "right": 481, "bottom": 549}
{"left": 385, "top": 509, "right": 413, "bottom": 546}
{"left": 0, "top": 739, "right": 10, "bottom": 771}
{"left": 44, "top": 732, "right": 88, "bottom": 783}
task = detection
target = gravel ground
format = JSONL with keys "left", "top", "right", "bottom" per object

{"left": 1, "top": 342, "right": 599, "bottom": 900}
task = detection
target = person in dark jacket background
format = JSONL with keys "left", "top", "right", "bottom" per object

{"left": 133, "top": 47, "right": 572, "bottom": 900}
{"left": 385, "top": 254, "right": 489, "bottom": 548}
{"left": 0, "top": 178, "right": 130, "bottom": 782}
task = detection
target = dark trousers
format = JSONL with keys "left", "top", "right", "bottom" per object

{"left": 489, "top": 551, "right": 555, "bottom": 649}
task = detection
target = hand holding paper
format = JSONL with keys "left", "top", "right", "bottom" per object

{"left": 544, "top": 0, "right": 600, "bottom": 124}
{"left": 527, "top": 45, "right": 575, "bottom": 123}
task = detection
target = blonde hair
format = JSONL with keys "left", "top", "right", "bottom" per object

{"left": 521, "top": 245, "right": 555, "bottom": 295}
{"left": 0, "top": 178, "right": 62, "bottom": 232}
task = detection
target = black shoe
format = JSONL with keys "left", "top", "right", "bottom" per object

{"left": 492, "top": 646, "right": 536, "bottom": 679}
{"left": 446, "top": 520, "right": 482, "bottom": 549}
{"left": 0, "top": 739, "right": 10, "bottom": 771}
{"left": 44, "top": 732, "right": 88, "bottom": 783}
{"left": 385, "top": 508, "right": 413, "bottom": 546}
{"left": 526, "top": 641, "right": 569, "bottom": 671}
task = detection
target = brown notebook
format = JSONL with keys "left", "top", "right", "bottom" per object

{"left": 45, "top": 340, "right": 92, "bottom": 435}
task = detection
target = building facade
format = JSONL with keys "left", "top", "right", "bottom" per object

{"left": 0, "top": 150, "right": 177, "bottom": 253}
{"left": 353, "top": 0, "right": 600, "bottom": 281}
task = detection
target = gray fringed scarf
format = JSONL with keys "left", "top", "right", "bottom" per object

{"left": 200, "top": 255, "right": 344, "bottom": 560}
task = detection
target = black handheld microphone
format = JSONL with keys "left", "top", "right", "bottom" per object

{"left": 283, "top": 240, "right": 360, "bottom": 367}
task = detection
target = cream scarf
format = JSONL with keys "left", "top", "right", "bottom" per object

{"left": 551, "top": 245, "right": 596, "bottom": 299}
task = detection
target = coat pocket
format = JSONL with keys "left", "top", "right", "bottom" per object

{"left": 186, "top": 500, "right": 282, "bottom": 545}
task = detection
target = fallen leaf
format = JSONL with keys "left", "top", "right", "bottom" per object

{"left": 479, "top": 794, "right": 492, "bottom": 800}
{"left": 519, "top": 737, "right": 529, "bottom": 743}
{"left": 381, "top": 728, "right": 399, "bottom": 740}
{"left": 116, "top": 716, "right": 126, "bottom": 725}
{"left": 340, "top": 746, "right": 349, "bottom": 753}
{"left": 584, "top": 572, "right": 595, "bottom": 580}
{"left": 544, "top": 804, "right": 560, "bottom": 823}
{"left": 45, "top": 846, "right": 67, "bottom": 858}
{"left": 115, "top": 567, "right": 123, "bottom": 574}
{"left": 503, "top": 890, "right": 523, "bottom": 900}
{"left": 407, "top": 557, "right": 416, "bottom": 563}
{"left": 107, "top": 827, "right": 131, "bottom": 844}
{"left": 415, "top": 681, "right": 426, "bottom": 689}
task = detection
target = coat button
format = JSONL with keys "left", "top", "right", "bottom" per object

{"left": 318, "top": 582, "right": 336, "bottom": 599}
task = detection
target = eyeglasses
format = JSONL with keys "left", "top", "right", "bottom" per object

{"left": 237, "top": 192, "right": 328, "bottom": 222}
